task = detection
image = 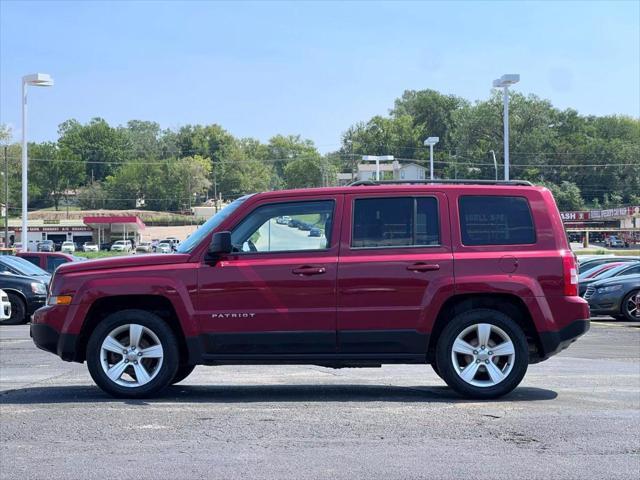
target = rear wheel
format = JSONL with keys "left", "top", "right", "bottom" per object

{"left": 86, "top": 310, "right": 179, "bottom": 398}
{"left": 171, "top": 365, "right": 196, "bottom": 385}
{"left": 622, "top": 290, "right": 639, "bottom": 321}
{"left": 436, "top": 309, "right": 528, "bottom": 399}
{"left": 1, "top": 294, "right": 26, "bottom": 325}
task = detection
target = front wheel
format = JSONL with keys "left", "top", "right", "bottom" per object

{"left": 622, "top": 290, "right": 639, "bottom": 321}
{"left": 86, "top": 310, "right": 179, "bottom": 398}
{"left": 436, "top": 309, "right": 529, "bottom": 399}
{"left": 171, "top": 365, "right": 196, "bottom": 385}
{"left": 1, "top": 294, "right": 26, "bottom": 325}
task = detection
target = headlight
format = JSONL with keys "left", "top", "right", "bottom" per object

{"left": 31, "top": 282, "right": 47, "bottom": 295}
{"left": 597, "top": 284, "right": 622, "bottom": 294}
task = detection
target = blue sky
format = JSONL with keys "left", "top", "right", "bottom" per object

{"left": 1, "top": 1, "right": 638, "bottom": 152}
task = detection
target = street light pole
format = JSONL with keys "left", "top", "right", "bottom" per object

{"left": 4, "top": 146, "right": 8, "bottom": 246}
{"left": 492, "top": 74, "right": 519, "bottom": 181}
{"left": 502, "top": 86, "right": 509, "bottom": 180}
{"left": 362, "top": 155, "right": 394, "bottom": 182}
{"left": 423, "top": 137, "right": 439, "bottom": 180}
{"left": 21, "top": 73, "right": 53, "bottom": 252}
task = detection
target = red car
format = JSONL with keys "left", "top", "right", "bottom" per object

{"left": 16, "top": 251, "right": 80, "bottom": 274}
{"left": 31, "top": 180, "right": 590, "bottom": 399}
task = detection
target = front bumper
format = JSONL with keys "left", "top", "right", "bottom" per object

{"left": 587, "top": 292, "right": 623, "bottom": 316}
{"left": 31, "top": 305, "right": 80, "bottom": 362}
{"left": 30, "top": 323, "right": 78, "bottom": 362}
{"left": 26, "top": 295, "right": 46, "bottom": 316}
{"left": 537, "top": 319, "right": 590, "bottom": 361}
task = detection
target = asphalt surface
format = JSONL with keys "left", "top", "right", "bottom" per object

{"left": 0, "top": 320, "right": 639, "bottom": 480}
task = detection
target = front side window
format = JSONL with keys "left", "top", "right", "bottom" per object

{"left": 231, "top": 200, "right": 334, "bottom": 253}
{"left": 177, "top": 194, "right": 254, "bottom": 254}
{"left": 459, "top": 196, "right": 535, "bottom": 246}
{"left": 352, "top": 197, "right": 439, "bottom": 248}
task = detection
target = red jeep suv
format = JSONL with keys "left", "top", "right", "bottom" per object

{"left": 31, "top": 180, "right": 590, "bottom": 399}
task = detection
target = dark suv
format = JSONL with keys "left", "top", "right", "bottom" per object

{"left": 31, "top": 180, "right": 590, "bottom": 399}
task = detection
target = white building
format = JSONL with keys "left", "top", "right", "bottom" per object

{"left": 337, "top": 161, "right": 428, "bottom": 184}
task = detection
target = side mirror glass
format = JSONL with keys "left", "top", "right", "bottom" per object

{"left": 209, "top": 231, "right": 232, "bottom": 255}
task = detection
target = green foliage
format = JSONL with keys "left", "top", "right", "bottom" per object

{"left": 57, "top": 118, "right": 132, "bottom": 181}
{"left": 541, "top": 181, "right": 585, "bottom": 211}
{"left": 339, "top": 90, "right": 639, "bottom": 206}
{"left": 29, "top": 141, "right": 84, "bottom": 210}
{"left": 284, "top": 157, "right": 323, "bottom": 189}
{"left": 2, "top": 85, "right": 638, "bottom": 214}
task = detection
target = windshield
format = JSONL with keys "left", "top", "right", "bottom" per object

{"left": 2, "top": 256, "right": 49, "bottom": 277}
{"left": 177, "top": 195, "right": 253, "bottom": 253}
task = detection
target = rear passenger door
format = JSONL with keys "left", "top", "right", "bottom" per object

{"left": 336, "top": 192, "right": 454, "bottom": 355}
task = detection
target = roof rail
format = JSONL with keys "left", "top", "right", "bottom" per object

{"left": 348, "top": 179, "right": 533, "bottom": 187}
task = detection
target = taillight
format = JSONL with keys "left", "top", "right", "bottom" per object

{"left": 562, "top": 251, "right": 579, "bottom": 296}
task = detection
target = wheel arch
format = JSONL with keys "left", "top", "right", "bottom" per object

{"left": 427, "top": 293, "right": 543, "bottom": 363}
{"left": 75, "top": 295, "right": 189, "bottom": 364}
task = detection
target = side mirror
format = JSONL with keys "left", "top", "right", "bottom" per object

{"left": 209, "top": 231, "right": 232, "bottom": 255}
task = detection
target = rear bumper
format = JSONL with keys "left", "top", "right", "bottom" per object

{"left": 30, "top": 321, "right": 78, "bottom": 362}
{"left": 537, "top": 319, "right": 590, "bottom": 361}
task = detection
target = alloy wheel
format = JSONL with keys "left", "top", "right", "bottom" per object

{"left": 451, "top": 323, "right": 515, "bottom": 387}
{"left": 625, "top": 292, "right": 640, "bottom": 320}
{"left": 100, "top": 323, "right": 164, "bottom": 387}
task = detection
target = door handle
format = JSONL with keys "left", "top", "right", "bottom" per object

{"left": 407, "top": 263, "right": 440, "bottom": 272}
{"left": 292, "top": 265, "right": 327, "bottom": 276}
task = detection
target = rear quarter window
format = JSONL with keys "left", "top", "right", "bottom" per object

{"left": 459, "top": 196, "right": 535, "bottom": 246}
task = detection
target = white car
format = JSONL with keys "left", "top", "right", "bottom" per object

{"left": 110, "top": 240, "right": 132, "bottom": 252}
{"left": 135, "top": 242, "right": 153, "bottom": 253}
{"left": 83, "top": 242, "right": 99, "bottom": 252}
{"left": 61, "top": 241, "right": 76, "bottom": 253}
{"left": 0, "top": 289, "right": 11, "bottom": 322}
{"left": 156, "top": 242, "right": 172, "bottom": 254}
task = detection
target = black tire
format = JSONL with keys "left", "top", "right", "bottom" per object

{"left": 436, "top": 308, "right": 529, "bottom": 399}
{"left": 86, "top": 309, "right": 179, "bottom": 398}
{"left": 1, "top": 293, "right": 27, "bottom": 325}
{"left": 431, "top": 363, "right": 444, "bottom": 380}
{"left": 622, "top": 290, "right": 640, "bottom": 322}
{"left": 171, "top": 364, "right": 196, "bottom": 385}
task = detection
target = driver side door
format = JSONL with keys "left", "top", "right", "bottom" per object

{"left": 197, "top": 195, "right": 342, "bottom": 356}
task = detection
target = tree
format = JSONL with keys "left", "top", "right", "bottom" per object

{"left": 216, "top": 146, "right": 273, "bottom": 199}
{"left": 283, "top": 157, "right": 324, "bottom": 189}
{"left": 57, "top": 118, "right": 132, "bottom": 182}
{"left": 123, "top": 120, "right": 162, "bottom": 160}
{"left": 77, "top": 182, "right": 108, "bottom": 210}
{"left": 29, "top": 142, "right": 84, "bottom": 210}
{"left": 391, "top": 89, "right": 468, "bottom": 152}
{"left": 542, "top": 181, "right": 585, "bottom": 211}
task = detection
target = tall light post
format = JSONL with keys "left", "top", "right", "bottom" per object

{"left": 492, "top": 74, "right": 519, "bottom": 181}
{"left": 423, "top": 137, "right": 439, "bottom": 180}
{"left": 362, "top": 155, "right": 394, "bottom": 181}
{"left": 21, "top": 73, "right": 54, "bottom": 252}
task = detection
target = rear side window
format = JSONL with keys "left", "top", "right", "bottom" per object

{"left": 459, "top": 196, "right": 535, "bottom": 245}
{"left": 352, "top": 197, "right": 439, "bottom": 248}
{"left": 47, "top": 257, "right": 68, "bottom": 272}
{"left": 21, "top": 255, "right": 39, "bottom": 267}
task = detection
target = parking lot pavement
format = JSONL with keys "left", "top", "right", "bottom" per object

{"left": 1, "top": 321, "right": 638, "bottom": 480}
